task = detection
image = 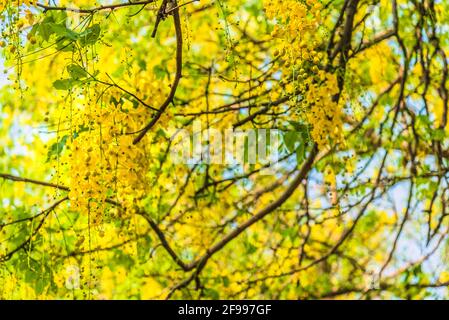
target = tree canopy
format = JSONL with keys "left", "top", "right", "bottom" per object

{"left": 1, "top": 0, "right": 449, "bottom": 299}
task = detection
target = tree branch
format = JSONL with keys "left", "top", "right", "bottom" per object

{"left": 133, "top": 0, "right": 183, "bottom": 144}
{"left": 33, "top": 1, "right": 157, "bottom": 14}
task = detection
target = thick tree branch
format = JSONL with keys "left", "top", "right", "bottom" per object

{"left": 0, "top": 172, "right": 69, "bottom": 191}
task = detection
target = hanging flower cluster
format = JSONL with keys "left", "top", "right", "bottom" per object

{"left": 62, "top": 85, "right": 155, "bottom": 224}
{"left": 265, "top": 0, "right": 344, "bottom": 148}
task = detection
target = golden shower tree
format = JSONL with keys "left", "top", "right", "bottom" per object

{"left": 1, "top": 0, "right": 449, "bottom": 299}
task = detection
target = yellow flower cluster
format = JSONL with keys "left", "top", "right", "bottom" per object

{"left": 0, "top": 0, "right": 31, "bottom": 9}
{"left": 265, "top": 0, "right": 322, "bottom": 35}
{"left": 64, "top": 90, "right": 152, "bottom": 224}
{"left": 303, "top": 72, "right": 343, "bottom": 146}
{"left": 265, "top": 0, "right": 344, "bottom": 148}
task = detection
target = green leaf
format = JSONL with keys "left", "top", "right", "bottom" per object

{"left": 296, "top": 142, "right": 305, "bottom": 163}
{"left": 35, "top": 11, "right": 68, "bottom": 42}
{"left": 79, "top": 24, "right": 101, "bottom": 46}
{"left": 204, "top": 288, "right": 220, "bottom": 299}
{"left": 67, "top": 64, "right": 88, "bottom": 80}
{"left": 53, "top": 79, "right": 78, "bottom": 90}
{"left": 138, "top": 59, "right": 147, "bottom": 71}
{"left": 47, "top": 135, "right": 69, "bottom": 162}
{"left": 244, "top": 240, "right": 257, "bottom": 254}
{"left": 112, "top": 250, "right": 135, "bottom": 269}
{"left": 55, "top": 39, "right": 75, "bottom": 52}
{"left": 37, "top": 23, "right": 54, "bottom": 42}
{"left": 137, "top": 235, "right": 153, "bottom": 263}
{"left": 284, "top": 131, "right": 300, "bottom": 152}
{"left": 153, "top": 65, "right": 167, "bottom": 80}
{"left": 222, "top": 276, "right": 230, "bottom": 287}
{"left": 48, "top": 23, "right": 79, "bottom": 40}
{"left": 431, "top": 128, "right": 446, "bottom": 141}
